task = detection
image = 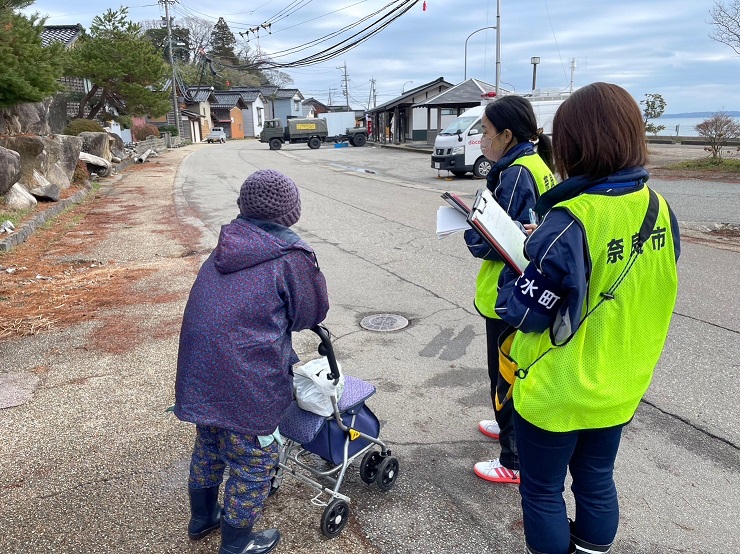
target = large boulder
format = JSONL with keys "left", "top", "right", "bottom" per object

{"left": 29, "top": 171, "right": 61, "bottom": 201}
{"left": 107, "top": 131, "right": 125, "bottom": 159}
{"left": 0, "top": 146, "right": 22, "bottom": 196}
{"left": 52, "top": 135, "right": 84, "bottom": 181}
{"left": 0, "top": 135, "right": 72, "bottom": 191}
{"left": 0, "top": 99, "right": 52, "bottom": 136}
{"left": 78, "top": 131, "right": 112, "bottom": 162}
{"left": 3, "top": 183, "right": 37, "bottom": 210}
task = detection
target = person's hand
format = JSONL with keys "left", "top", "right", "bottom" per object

{"left": 523, "top": 223, "right": 538, "bottom": 235}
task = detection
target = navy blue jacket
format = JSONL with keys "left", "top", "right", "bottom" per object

{"left": 495, "top": 168, "right": 680, "bottom": 337}
{"left": 465, "top": 142, "right": 542, "bottom": 260}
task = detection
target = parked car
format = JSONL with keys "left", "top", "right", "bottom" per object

{"left": 206, "top": 127, "right": 227, "bottom": 143}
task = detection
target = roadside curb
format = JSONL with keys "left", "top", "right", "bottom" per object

{"left": 0, "top": 186, "right": 93, "bottom": 252}
{"left": 373, "top": 142, "right": 434, "bottom": 155}
{"left": 0, "top": 156, "right": 137, "bottom": 253}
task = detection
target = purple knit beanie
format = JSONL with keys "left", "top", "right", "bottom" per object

{"left": 238, "top": 169, "right": 301, "bottom": 227}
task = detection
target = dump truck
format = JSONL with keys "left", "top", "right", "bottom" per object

{"left": 260, "top": 118, "right": 328, "bottom": 150}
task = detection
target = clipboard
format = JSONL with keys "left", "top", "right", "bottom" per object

{"left": 441, "top": 192, "right": 471, "bottom": 216}
{"left": 467, "top": 188, "right": 528, "bottom": 275}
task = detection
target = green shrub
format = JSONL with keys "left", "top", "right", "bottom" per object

{"left": 63, "top": 118, "right": 106, "bottom": 135}
{"left": 158, "top": 124, "right": 179, "bottom": 137}
{"left": 117, "top": 115, "right": 132, "bottom": 129}
{"left": 132, "top": 123, "right": 161, "bottom": 141}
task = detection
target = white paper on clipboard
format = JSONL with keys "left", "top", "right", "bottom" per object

{"left": 468, "top": 188, "right": 529, "bottom": 274}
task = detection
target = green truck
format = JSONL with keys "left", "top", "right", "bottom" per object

{"left": 259, "top": 118, "right": 368, "bottom": 150}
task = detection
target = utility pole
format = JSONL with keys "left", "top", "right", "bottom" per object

{"left": 161, "top": 0, "right": 181, "bottom": 138}
{"left": 368, "top": 79, "right": 376, "bottom": 110}
{"left": 495, "top": 0, "right": 501, "bottom": 96}
{"left": 338, "top": 62, "right": 350, "bottom": 112}
{"left": 569, "top": 58, "right": 577, "bottom": 93}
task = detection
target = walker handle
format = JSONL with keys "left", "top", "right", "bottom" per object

{"left": 311, "top": 325, "right": 341, "bottom": 384}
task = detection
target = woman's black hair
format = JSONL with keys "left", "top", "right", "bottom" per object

{"left": 484, "top": 95, "right": 553, "bottom": 170}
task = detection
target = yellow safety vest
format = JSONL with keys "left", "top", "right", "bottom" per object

{"left": 474, "top": 153, "right": 556, "bottom": 318}
{"left": 512, "top": 186, "right": 678, "bottom": 431}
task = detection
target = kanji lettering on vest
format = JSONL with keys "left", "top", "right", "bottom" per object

{"left": 651, "top": 227, "right": 666, "bottom": 249}
{"left": 520, "top": 278, "right": 539, "bottom": 297}
{"left": 538, "top": 290, "right": 561, "bottom": 310}
{"left": 606, "top": 238, "right": 625, "bottom": 264}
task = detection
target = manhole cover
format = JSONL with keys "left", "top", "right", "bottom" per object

{"left": 360, "top": 314, "right": 409, "bottom": 332}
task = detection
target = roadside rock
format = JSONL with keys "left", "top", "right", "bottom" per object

{"left": 4, "top": 183, "right": 37, "bottom": 210}
{"left": 0, "top": 146, "right": 22, "bottom": 195}
{"left": 0, "top": 99, "right": 52, "bottom": 136}
{"left": 29, "top": 180, "right": 61, "bottom": 202}
{"left": 79, "top": 131, "right": 112, "bottom": 162}
{"left": 79, "top": 151, "right": 112, "bottom": 177}
{"left": 52, "top": 134, "right": 84, "bottom": 181}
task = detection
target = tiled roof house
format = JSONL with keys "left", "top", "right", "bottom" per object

{"left": 41, "top": 24, "right": 89, "bottom": 122}
{"left": 211, "top": 91, "right": 247, "bottom": 139}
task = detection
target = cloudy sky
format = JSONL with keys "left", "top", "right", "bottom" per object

{"left": 28, "top": 0, "right": 738, "bottom": 114}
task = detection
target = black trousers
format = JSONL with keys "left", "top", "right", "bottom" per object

{"left": 485, "top": 316, "right": 519, "bottom": 470}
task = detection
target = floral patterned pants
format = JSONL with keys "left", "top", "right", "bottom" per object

{"left": 188, "top": 425, "right": 279, "bottom": 528}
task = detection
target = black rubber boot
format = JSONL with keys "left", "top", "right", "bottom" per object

{"left": 219, "top": 519, "right": 280, "bottom": 554}
{"left": 187, "top": 486, "right": 221, "bottom": 540}
{"left": 571, "top": 536, "right": 612, "bottom": 553}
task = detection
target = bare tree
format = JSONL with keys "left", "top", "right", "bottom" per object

{"left": 709, "top": 1, "right": 740, "bottom": 54}
{"left": 179, "top": 16, "right": 214, "bottom": 62}
{"left": 695, "top": 112, "right": 740, "bottom": 159}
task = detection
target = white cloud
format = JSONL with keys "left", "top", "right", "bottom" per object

{"left": 26, "top": 0, "right": 740, "bottom": 113}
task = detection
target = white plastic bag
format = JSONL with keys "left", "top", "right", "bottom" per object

{"left": 293, "top": 357, "right": 345, "bottom": 417}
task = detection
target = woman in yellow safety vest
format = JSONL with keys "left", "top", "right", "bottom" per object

{"left": 464, "top": 95, "right": 556, "bottom": 485}
{"left": 495, "top": 83, "right": 680, "bottom": 554}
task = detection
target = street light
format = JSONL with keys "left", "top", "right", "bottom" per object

{"left": 464, "top": 26, "right": 496, "bottom": 81}
{"left": 530, "top": 56, "right": 540, "bottom": 92}
{"left": 401, "top": 80, "right": 413, "bottom": 94}
{"left": 464, "top": 0, "right": 501, "bottom": 94}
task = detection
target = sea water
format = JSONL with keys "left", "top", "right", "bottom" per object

{"left": 652, "top": 116, "right": 740, "bottom": 137}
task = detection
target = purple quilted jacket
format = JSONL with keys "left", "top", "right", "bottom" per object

{"left": 174, "top": 216, "right": 329, "bottom": 435}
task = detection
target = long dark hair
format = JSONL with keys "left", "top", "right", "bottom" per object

{"left": 484, "top": 95, "right": 554, "bottom": 170}
{"left": 552, "top": 82, "right": 648, "bottom": 179}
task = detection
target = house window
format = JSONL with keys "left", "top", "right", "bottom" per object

{"left": 441, "top": 109, "right": 456, "bottom": 116}
{"left": 294, "top": 99, "right": 300, "bottom": 112}
{"left": 257, "top": 107, "right": 263, "bottom": 126}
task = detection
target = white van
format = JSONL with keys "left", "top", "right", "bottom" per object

{"left": 430, "top": 96, "right": 565, "bottom": 178}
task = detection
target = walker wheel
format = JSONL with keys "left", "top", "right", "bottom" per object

{"left": 360, "top": 450, "right": 383, "bottom": 484}
{"left": 320, "top": 498, "right": 349, "bottom": 538}
{"left": 375, "top": 456, "right": 399, "bottom": 491}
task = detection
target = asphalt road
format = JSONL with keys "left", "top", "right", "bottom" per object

{"left": 173, "top": 140, "right": 740, "bottom": 553}
{"left": 2, "top": 140, "right": 736, "bottom": 554}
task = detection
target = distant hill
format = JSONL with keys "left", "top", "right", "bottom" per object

{"left": 661, "top": 111, "right": 740, "bottom": 118}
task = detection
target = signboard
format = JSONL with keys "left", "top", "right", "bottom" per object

{"left": 296, "top": 123, "right": 317, "bottom": 130}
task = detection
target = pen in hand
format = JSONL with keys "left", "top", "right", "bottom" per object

{"left": 528, "top": 208, "right": 539, "bottom": 225}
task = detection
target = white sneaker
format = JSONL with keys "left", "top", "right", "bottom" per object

{"left": 478, "top": 419, "right": 500, "bottom": 439}
{"left": 474, "top": 458, "right": 520, "bottom": 484}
